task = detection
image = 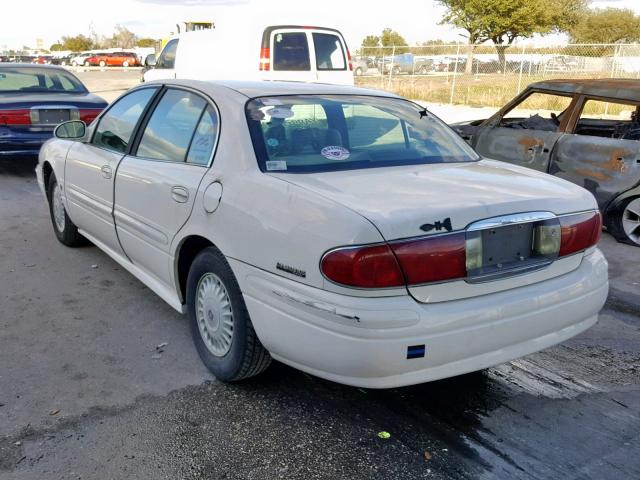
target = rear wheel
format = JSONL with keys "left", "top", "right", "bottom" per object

{"left": 187, "top": 247, "right": 271, "bottom": 381}
{"left": 99, "top": 60, "right": 106, "bottom": 67}
{"left": 392, "top": 66, "right": 401, "bottom": 75}
{"left": 608, "top": 197, "right": 640, "bottom": 246}
{"left": 122, "top": 61, "right": 129, "bottom": 67}
{"left": 354, "top": 67, "right": 363, "bottom": 76}
{"left": 47, "top": 174, "right": 85, "bottom": 247}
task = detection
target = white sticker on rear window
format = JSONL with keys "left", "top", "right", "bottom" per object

{"left": 266, "top": 107, "right": 294, "bottom": 119}
{"left": 321, "top": 146, "right": 350, "bottom": 161}
{"left": 266, "top": 160, "right": 287, "bottom": 171}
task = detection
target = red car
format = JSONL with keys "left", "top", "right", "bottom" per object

{"left": 86, "top": 52, "right": 139, "bottom": 67}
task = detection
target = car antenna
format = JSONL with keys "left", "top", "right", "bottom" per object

{"left": 419, "top": 107, "right": 429, "bottom": 119}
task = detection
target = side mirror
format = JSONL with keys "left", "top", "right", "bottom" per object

{"left": 145, "top": 54, "right": 156, "bottom": 67}
{"left": 54, "top": 120, "right": 86, "bottom": 140}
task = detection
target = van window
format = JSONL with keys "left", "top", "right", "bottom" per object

{"left": 313, "top": 33, "right": 346, "bottom": 70}
{"left": 273, "top": 32, "right": 310, "bottom": 71}
{"left": 156, "top": 39, "right": 178, "bottom": 69}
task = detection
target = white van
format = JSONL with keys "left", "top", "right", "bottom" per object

{"left": 142, "top": 23, "right": 354, "bottom": 85}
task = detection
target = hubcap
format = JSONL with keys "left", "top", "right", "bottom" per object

{"left": 195, "top": 273, "right": 234, "bottom": 357}
{"left": 52, "top": 182, "right": 65, "bottom": 233}
{"left": 622, "top": 198, "right": 640, "bottom": 245}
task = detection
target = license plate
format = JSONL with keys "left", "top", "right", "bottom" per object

{"left": 481, "top": 223, "right": 534, "bottom": 267}
{"left": 35, "top": 109, "right": 70, "bottom": 124}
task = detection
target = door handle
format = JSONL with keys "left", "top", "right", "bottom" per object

{"left": 101, "top": 165, "right": 112, "bottom": 179}
{"left": 171, "top": 186, "right": 189, "bottom": 203}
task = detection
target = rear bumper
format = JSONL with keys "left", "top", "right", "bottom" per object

{"left": 232, "top": 249, "right": 608, "bottom": 388}
{"left": 0, "top": 128, "right": 52, "bottom": 156}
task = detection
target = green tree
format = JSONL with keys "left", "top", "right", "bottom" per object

{"left": 49, "top": 43, "right": 63, "bottom": 52}
{"left": 568, "top": 8, "right": 640, "bottom": 44}
{"left": 438, "top": 0, "right": 586, "bottom": 69}
{"left": 380, "top": 28, "right": 408, "bottom": 54}
{"left": 136, "top": 38, "right": 158, "bottom": 48}
{"left": 61, "top": 35, "right": 93, "bottom": 52}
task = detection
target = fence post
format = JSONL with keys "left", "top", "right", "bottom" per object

{"left": 517, "top": 44, "right": 526, "bottom": 95}
{"left": 449, "top": 43, "right": 461, "bottom": 105}
{"left": 387, "top": 45, "right": 396, "bottom": 89}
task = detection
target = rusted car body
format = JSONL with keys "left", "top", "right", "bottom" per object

{"left": 453, "top": 79, "right": 640, "bottom": 246}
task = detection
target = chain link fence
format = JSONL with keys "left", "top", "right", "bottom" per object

{"left": 354, "top": 44, "right": 640, "bottom": 106}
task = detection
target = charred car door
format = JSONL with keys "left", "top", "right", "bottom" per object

{"left": 473, "top": 90, "right": 576, "bottom": 173}
{"left": 550, "top": 97, "right": 640, "bottom": 210}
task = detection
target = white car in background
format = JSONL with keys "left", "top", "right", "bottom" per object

{"left": 143, "top": 22, "right": 354, "bottom": 85}
{"left": 70, "top": 53, "right": 92, "bottom": 67}
{"left": 36, "top": 80, "right": 608, "bottom": 388}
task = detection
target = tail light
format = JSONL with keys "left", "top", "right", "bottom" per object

{"left": 321, "top": 210, "right": 601, "bottom": 289}
{"left": 0, "top": 109, "right": 31, "bottom": 126}
{"left": 346, "top": 48, "right": 353, "bottom": 71}
{"left": 259, "top": 47, "right": 270, "bottom": 71}
{"left": 559, "top": 211, "right": 602, "bottom": 257}
{"left": 79, "top": 108, "right": 103, "bottom": 124}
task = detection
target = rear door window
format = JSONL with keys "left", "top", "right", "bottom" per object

{"left": 273, "top": 32, "right": 310, "bottom": 71}
{"left": 136, "top": 89, "right": 207, "bottom": 162}
{"left": 93, "top": 88, "right": 157, "bottom": 154}
{"left": 313, "top": 32, "right": 346, "bottom": 70}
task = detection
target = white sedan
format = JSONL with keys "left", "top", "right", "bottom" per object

{"left": 36, "top": 80, "right": 608, "bottom": 388}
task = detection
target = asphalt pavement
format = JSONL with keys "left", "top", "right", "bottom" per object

{"left": 0, "top": 156, "right": 639, "bottom": 479}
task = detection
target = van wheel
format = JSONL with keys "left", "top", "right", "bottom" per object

{"left": 608, "top": 197, "right": 640, "bottom": 247}
{"left": 47, "top": 174, "right": 86, "bottom": 247}
{"left": 187, "top": 247, "right": 271, "bottom": 381}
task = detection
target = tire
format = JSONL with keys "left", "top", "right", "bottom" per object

{"left": 122, "top": 61, "right": 129, "bottom": 67}
{"left": 354, "top": 67, "right": 363, "bottom": 76}
{"left": 83, "top": 61, "right": 89, "bottom": 67}
{"left": 47, "top": 173, "right": 85, "bottom": 247}
{"left": 607, "top": 196, "right": 640, "bottom": 247}
{"left": 187, "top": 247, "right": 271, "bottom": 381}
{"left": 99, "top": 60, "right": 106, "bottom": 67}
{"left": 392, "top": 66, "right": 400, "bottom": 75}
{"left": 71, "top": 61, "right": 77, "bottom": 66}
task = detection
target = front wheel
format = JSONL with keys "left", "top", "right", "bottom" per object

{"left": 354, "top": 67, "right": 363, "bottom": 76}
{"left": 608, "top": 196, "right": 640, "bottom": 246}
{"left": 122, "top": 61, "right": 129, "bottom": 67}
{"left": 187, "top": 247, "right": 271, "bottom": 381}
{"left": 99, "top": 60, "right": 106, "bottom": 67}
{"left": 47, "top": 174, "right": 86, "bottom": 247}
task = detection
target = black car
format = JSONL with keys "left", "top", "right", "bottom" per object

{"left": 0, "top": 64, "right": 107, "bottom": 157}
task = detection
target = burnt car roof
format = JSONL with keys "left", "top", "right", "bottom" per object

{"left": 529, "top": 79, "right": 640, "bottom": 104}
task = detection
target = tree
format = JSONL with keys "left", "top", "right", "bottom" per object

{"left": 49, "top": 43, "right": 63, "bottom": 52}
{"left": 380, "top": 28, "right": 408, "bottom": 54}
{"left": 136, "top": 38, "right": 158, "bottom": 48}
{"left": 110, "top": 25, "right": 136, "bottom": 49}
{"left": 568, "top": 8, "right": 640, "bottom": 44}
{"left": 61, "top": 35, "right": 93, "bottom": 52}
{"left": 438, "top": 0, "right": 587, "bottom": 69}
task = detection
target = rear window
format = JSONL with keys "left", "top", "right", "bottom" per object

{"left": 246, "top": 95, "right": 479, "bottom": 173}
{"left": 0, "top": 67, "right": 87, "bottom": 93}
{"left": 313, "top": 33, "right": 346, "bottom": 70}
{"left": 273, "top": 32, "right": 310, "bottom": 71}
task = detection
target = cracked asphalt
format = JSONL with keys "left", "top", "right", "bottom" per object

{"left": 1, "top": 152, "right": 639, "bottom": 479}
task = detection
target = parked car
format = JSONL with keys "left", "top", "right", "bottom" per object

{"left": 452, "top": 79, "right": 640, "bottom": 246}
{"left": 0, "top": 64, "right": 107, "bottom": 157}
{"left": 51, "top": 55, "right": 74, "bottom": 66}
{"left": 143, "top": 22, "right": 353, "bottom": 85}
{"left": 84, "top": 53, "right": 110, "bottom": 67}
{"left": 36, "top": 79, "right": 607, "bottom": 388}
{"left": 70, "top": 52, "right": 93, "bottom": 67}
{"left": 98, "top": 51, "right": 139, "bottom": 67}
{"left": 352, "top": 56, "right": 368, "bottom": 76}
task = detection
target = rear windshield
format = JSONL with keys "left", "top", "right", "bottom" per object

{"left": 0, "top": 67, "right": 87, "bottom": 93}
{"left": 246, "top": 95, "right": 479, "bottom": 173}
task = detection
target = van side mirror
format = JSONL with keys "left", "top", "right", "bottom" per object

{"left": 145, "top": 54, "right": 156, "bottom": 67}
{"left": 54, "top": 120, "right": 86, "bottom": 139}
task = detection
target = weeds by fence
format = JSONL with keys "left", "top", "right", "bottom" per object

{"left": 354, "top": 44, "right": 640, "bottom": 106}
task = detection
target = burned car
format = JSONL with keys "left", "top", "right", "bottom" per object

{"left": 453, "top": 79, "right": 640, "bottom": 246}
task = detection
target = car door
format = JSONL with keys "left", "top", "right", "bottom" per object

{"left": 311, "top": 30, "right": 351, "bottom": 85}
{"left": 474, "top": 90, "right": 575, "bottom": 173}
{"left": 113, "top": 87, "right": 219, "bottom": 286}
{"left": 550, "top": 96, "right": 640, "bottom": 209}
{"left": 144, "top": 38, "right": 178, "bottom": 81}
{"left": 64, "top": 87, "right": 159, "bottom": 256}
{"left": 268, "top": 29, "right": 313, "bottom": 82}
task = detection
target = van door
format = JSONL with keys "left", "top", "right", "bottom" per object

{"left": 269, "top": 29, "right": 314, "bottom": 82}
{"left": 311, "top": 30, "right": 352, "bottom": 85}
{"left": 143, "top": 38, "right": 179, "bottom": 82}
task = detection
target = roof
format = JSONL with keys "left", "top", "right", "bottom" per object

{"left": 0, "top": 63, "right": 66, "bottom": 70}
{"left": 529, "top": 78, "right": 640, "bottom": 103}
{"left": 146, "top": 78, "right": 401, "bottom": 100}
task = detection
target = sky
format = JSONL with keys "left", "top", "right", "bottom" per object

{"left": 1, "top": 0, "right": 640, "bottom": 51}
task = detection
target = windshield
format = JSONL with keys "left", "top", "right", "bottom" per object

{"left": 0, "top": 67, "right": 87, "bottom": 93}
{"left": 246, "top": 95, "right": 479, "bottom": 173}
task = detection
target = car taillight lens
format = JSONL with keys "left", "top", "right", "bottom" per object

{"left": 559, "top": 211, "right": 602, "bottom": 257}
{"left": 346, "top": 48, "right": 353, "bottom": 71}
{"left": 259, "top": 47, "right": 270, "bottom": 71}
{"left": 321, "top": 244, "right": 404, "bottom": 288}
{"left": 79, "top": 108, "right": 103, "bottom": 124}
{"left": 0, "top": 109, "right": 31, "bottom": 125}
{"left": 390, "top": 233, "right": 466, "bottom": 284}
